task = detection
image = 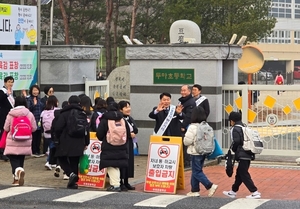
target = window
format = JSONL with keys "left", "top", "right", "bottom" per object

{"left": 259, "top": 30, "right": 291, "bottom": 44}
{"left": 270, "top": 0, "right": 292, "bottom": 18}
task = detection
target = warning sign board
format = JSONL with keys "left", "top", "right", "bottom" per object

{"left": 78, "top": 132, "right": 107, "bottom": 188}
{"left": 144, "top": 135, "right": 184, "bottom": 194}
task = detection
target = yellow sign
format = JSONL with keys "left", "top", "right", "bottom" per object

{"left": 238, "top": 45, "right": 264, "bottom": 74}
{"left": 0, "top": 4, "right": 11, "bottom": 15}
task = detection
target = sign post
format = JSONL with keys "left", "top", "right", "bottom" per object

{"left": 144, "top": 135, "right": 184, "bottom": 194}
{"left": 78, "top": 132, "right": 107, "bottom": 189}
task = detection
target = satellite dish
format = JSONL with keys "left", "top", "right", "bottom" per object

{"left": 238, "top": 45, "right": 264, "bottom": 74}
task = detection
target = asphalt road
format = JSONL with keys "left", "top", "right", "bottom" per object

{"left": 0, "top": 185, "right": 299, "bottom": 209}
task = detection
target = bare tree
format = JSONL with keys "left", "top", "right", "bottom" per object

{"left": 58, "top": 0, "right": 70, "bottom": 44}
{"left": 130, "top": 0, "right": 139, "bottom": 40}
{"left": 112, "top": 0, "right": 120, "bottom": 70}
{"left": 105, "top": 0, "right": 113, "bottom": 77}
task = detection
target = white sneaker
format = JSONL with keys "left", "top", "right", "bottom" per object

{"left": 208, "top": 184, "right": 218, "bottom": 197}
{"left": 223, "top": 190, "right": 237, "bottom": 198}
{"left": 54, "top": 166, "right": 61, "bottom": 178}
{"left": 51, "top": 164, "right": 57, "bottom": 168}
{"left": 63, "top": 174, "right": 69, "bottom": 180}
{"left": 246, "top": 191, "right": 261, "bottom": 199}
{"left": 186, "top": 192, "right": 200, "bottom": 197}
{"left": 45, "top": 162, "right": 52, "bottom": 170}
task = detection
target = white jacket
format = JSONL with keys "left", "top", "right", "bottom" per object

{"left": 183, "top": 123, "right": 200, "bottom": 155}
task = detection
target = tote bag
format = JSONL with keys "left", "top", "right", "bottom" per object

{"left": 207, "top": 138, "right": 224, "bottom": 160}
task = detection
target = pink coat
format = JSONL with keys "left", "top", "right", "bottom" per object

{"left": 3, "top": 106, "right": 37, "bottom": 156}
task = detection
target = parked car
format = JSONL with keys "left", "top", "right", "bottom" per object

{"left": 294, "top": 66, "right": 300, "bottom": 79}
{"left": 255, "top": 70, "right": 273, "bottom": 80}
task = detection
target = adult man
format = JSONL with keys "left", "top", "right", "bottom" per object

{"left": 0, "top": 76, "right": 15, "bottom": 161}
{"left": 149, "top": 92, "right": 184, "bottom": 137}
{"left": 178, "top": 85, "right": 196, "bottom": 168}
{"left": 192, "top": 84, "right": 210, "bottom": 117}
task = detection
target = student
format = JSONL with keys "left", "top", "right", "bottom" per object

{"left": 183, "top": 106, "right": 218, "bottom": 197}
{"left": 40, "top": 86, "right": 54, "bottom": 108}
{"left": 223, "top": 111, "right": 261, "bottom": 199}
{"left": 54, "top": 95, "right": 90, "bottom": 189}
{"left": 119, "top": 100, "right": 138, "bottom": 191}
{"left": 90, "top": 98, "right": 107, "bottom": 132}
{"left": 3, "top": 96, "right": 37, "bottom": 186}
{"left": 96, "top": 102, "right": 130, "bottom": 192}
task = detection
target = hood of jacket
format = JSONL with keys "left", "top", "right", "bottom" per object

{"left": 60, "top": 104, "right": 83, "bottom": 114}
{"left": 178, "top": 94, "right": 193, "bottom": 104}
{"left": 102, "top": 110, "right": 123, "bottom": 120}
{"left": 8, "top": 106, "right": 30, "bottom": 117}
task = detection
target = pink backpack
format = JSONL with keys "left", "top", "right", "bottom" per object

{"left": 11, "top": 116, "right": 32, "bottom": 141}
{"left": 42, "top": 109, "right": 55, "bottom": 133}
{"left": 106, "top": 119, "right": 127, "bottom": 146}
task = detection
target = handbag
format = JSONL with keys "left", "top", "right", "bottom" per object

{"left": 207, "top": 138, "right": 224, "bottom": 160}
{"left": 79, "top": 154, "right": 90, "bottom": 175}
{"left": 0, "top": 131, "right": 8, "bottom": 149}
{"left": 225, "top": 149, "right": 235, "bottom": 177}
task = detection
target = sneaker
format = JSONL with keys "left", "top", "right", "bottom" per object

{"left": 246, "top": 191, "right": 261, "bottom": 199}
{"left": 223, "top": 190, "right": 237, "bottom": 198}
{"left": 106, "top": 185, "right": 121, "bottom": 192}
{"left": 208, "top": 184, "right": 218, "bottom": 197}
{"left": 63, "top": 174, "right": 69, "bottom": 180}
{"left": 51, "top": 164, "right": 57, "bottom": 168}
{"left": 67, "top": 183, "right": 78, "bottom": 189}
{"left": 54, "top": 166, "right": 61, "bottom": 178}
{"left": 16, "top": 168, "right": 25, "bottom": 186}
{"left": 120, "top": 184, "right": 128, "bottom": 191}
{"left": 12, "top": 175, "right": 19, "bottom": 186}
{"left": 186, "top": 191, "right": 200, "bottom": 197}
{"left": 125, "top": 184, "right": 135, "bottom": 190}
{"left": 45, "top": 162, "right": 52, "bottom": 170}
{"left": 39, "top": 153, "right": 45, "bottom": 157}
{"left": 67, "top": 173, "right": 79, "bottom": 187}
{"left": 32, "top": 153, "right": 40, "bottom": 158}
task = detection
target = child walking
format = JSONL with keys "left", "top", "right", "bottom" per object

{"left": 183, "top": 106, "right": 218, "bottom": 197}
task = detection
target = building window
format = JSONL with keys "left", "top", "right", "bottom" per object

{"left": 294, "top": 31, "right": 300, "bottom": 44}
{"left": 259, "top": 30, "right": 291, "bottom": 44}
{"left": 270, "top": 0, "right": 292, "bottom": 18}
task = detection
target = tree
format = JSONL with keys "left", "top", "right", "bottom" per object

{"left": 162, "top": 0, "right": 276, "bottom": 44}
{"left": 57, "top": 0, "right": 70, "bottom": 44}
{"left": 105, "top": 0, "right": 113, "bottom": 77}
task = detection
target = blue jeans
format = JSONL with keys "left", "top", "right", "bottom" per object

{"left": 190, "top": 155, "right": 212, "bottom": 192}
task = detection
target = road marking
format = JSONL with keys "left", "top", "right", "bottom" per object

{"left": 134, "top": 195, "right": 187, "bottom": 208}
{"left": 0, "top": 187, "right": 46, "bottom": 199}
{"left": 53, "top": 191, "right": 114, "bottom": 203}
{"left": 220, "top": 198, "right": 270, "bottom": 209}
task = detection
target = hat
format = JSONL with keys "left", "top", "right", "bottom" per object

{"left": 44, "top": 86, "right": 52, "bottom": 95}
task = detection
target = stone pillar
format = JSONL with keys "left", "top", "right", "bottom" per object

{"left": 40, "top": 45, "right": 101, "bottom": 104}
{"left": 126, "top": 44, "right": 242, "bottom": 155}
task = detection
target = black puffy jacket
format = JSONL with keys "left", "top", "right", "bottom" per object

{"left": 231, "top": 121, "right": 255, "bottom": 161}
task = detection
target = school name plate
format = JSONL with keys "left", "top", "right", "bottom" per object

{"left": 153, "top": 68, "right": 194, "bottom": 84}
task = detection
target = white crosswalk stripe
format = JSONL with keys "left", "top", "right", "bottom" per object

{"left": 53, "top": 191, "right": 115, "bottom": 203}
{"left": 134, "top": 194, "right": 188, "bottom": 208}
{"left": 0, "top": 186, "right": 49, "bottom": 199}
{"left": 220, "top": 198, "right": 270, "bottom": 209}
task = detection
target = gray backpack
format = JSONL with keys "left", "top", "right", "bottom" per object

{"left": 195, "top": 121, "right": 215, "bottom": 154}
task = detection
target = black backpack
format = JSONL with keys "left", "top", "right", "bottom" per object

{"left": 67, "top": 109, "right": 88, "bottom": 138}
{"left": 225, "top": 149, "right": 235, "bottom": 177}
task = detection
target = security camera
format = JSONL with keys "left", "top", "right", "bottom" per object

{"left": 237, "top": 36, "right": 247, "bottom": 46}
{"left": 229, "top": 34, "right": 237, "bottom": 44}
{"left": 123, "top": 35, "right": 133, "bottom": 45}
{"left": 133, "top": 38, "right": 143, "bottom": 45}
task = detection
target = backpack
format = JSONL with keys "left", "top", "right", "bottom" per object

{"left": 276, "top": 75, "right": 283, "bottom": 85}
{"left": 106, "top": 118, "right": 127, "bottom": 146}
{"left": 42, "top": 109, "right": 55, "bottom": 134}
{"left": 95, "top": 112, "right": 103, "bottom": 129}
{"left": 67, "top": 109, "right": 88, "bottom": 138}
{"left": 11, "top": 116, "right": 32, "bottom": 141}
{"left": 194, "top": 121, "right": 215, "bottom": 155}
{"left": 235, "top": 125, "right": 264, "bottom": 154}
{"left": 225, "top": 149, "right": 235, "bottom": 177}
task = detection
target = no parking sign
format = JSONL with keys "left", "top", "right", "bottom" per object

{"left": 144, "top": 135, "right": 184, "bottom": 194}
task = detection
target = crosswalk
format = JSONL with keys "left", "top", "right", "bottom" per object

{"left": 0, "top": 186, "right": 284, "bottom": 209}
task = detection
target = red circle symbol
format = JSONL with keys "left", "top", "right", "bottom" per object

{"left": 90, "top": 141, "right": 102, "bottom": 154}
{"left": 157, "top": 146, "right": 170, "bottom": 158}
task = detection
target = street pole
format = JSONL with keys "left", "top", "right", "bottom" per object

{"left": 20, "top": 0, "right": 24, "bottom": 50}
{"left": 50, "top": 0, "right": 53, "bottom": 45}
{"left": 37, "top": 0, "right": 41, "bottom": 86}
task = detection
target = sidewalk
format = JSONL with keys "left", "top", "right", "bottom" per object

{"left": 1, "top": 155, "right": 300, "bottom": 201}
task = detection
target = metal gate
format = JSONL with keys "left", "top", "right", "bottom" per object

{"left": 85, "top": 80, "right": 109, "bottom": 104}
{"left": 222, "top": 84, "right": 300, "bottom": 156}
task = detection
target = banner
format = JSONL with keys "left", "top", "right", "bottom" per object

{"left": 0, "top": 4, "right": 37, "bottom": 45}
{"left": 0, "top": 50, "right": 37, "bottom": 90}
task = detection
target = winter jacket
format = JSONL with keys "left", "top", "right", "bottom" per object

{"left": 183, "top": 123, "right": 201, "bottom": 155}
{"left": 26, "top": 96, "right": 44, "bottom": 130}
{"left": 96, "top": 110, "right": 130, "bottom": 170}
{"left": 231, "top": 121, "right": 254, "bottom": 161}
{"left": 3, "top": 106, "right": 37, "bottom": 155}
{"left": 194, "top": 95, "right": 210, "bottom": 117}
{"left": 0, "top": 87, "right": 15, "bottom": 131}
{"left": 54, "top": 104, "right": 90, "bottom": 157}
{"left": 178, "top": 94, "right": 196, "bottom": 130}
